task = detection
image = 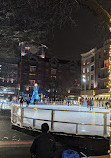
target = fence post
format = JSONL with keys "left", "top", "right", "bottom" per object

{"left": 76, "top": 124, "right": 78, "bottom": 134}
{"left": 20, "top": 107, "right": 24, "bottom": 127}
{"left": 11, "top": 104, "right": 14, "bottom": 123}
{"left": 33, "top": 119, "right": 35, "bottom": 129}
{"left": 103, "top": 113, "right": 107, "bottom": 137}
{"left": 51, "top": 110, "right": 54, "bottom": 131}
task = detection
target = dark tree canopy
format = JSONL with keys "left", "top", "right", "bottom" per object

{"left": 0, "top": 0, "right": 110, "bottom": 60}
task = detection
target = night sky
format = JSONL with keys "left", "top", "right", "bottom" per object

{"left": 47, "top": 6, "right": 110, "bottom": 60}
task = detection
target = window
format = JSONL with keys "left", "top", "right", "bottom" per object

{"left": 11, "top": 78, "right": 14, "bottom": 83}
{"left": 51, "top": 62, "right": 57, "bottom": 68}
{"left": 83, "top": 68, "right": 85, "bottom": 73}
{"left": 91, "top": 65, "right": 94, "bottom": 71}
{"left": 91, "top": 74, "right": 94, "bottom": 80}
{"left": 29, "top": 73, "right": 36, "bottom": 77}
{"left": 51, "top": 76, "right": 56, "bottom": 79}
{"left": 104, "top": 82, "right": 107, "bottom": 88}
{"left": 29, "top": 80, "right": 35, "bottom": 86}
{"left": 91, "top": 84, "right": 93, "bottom": 89}
{"left": 87, "top": 68, "right": 89, "bottom": 73}
{"left": 87, "top": 76, "right": 89, "bottom": 81}
{"left": 91, "top": 56, "right": 94, "bottom": 62}
{"left": 30, "top": 66, "right": 36, "bottom": 72}
{"left": 101, "top": 61, "right": 104, "bottom": 68}
{"left": 104, "top": 60, "right": 109, "bottom": 67}
{"left": 51, "top": 68, "right": 56, "bottom": 75}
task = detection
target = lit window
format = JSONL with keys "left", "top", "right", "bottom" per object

{"left": 104, "top": 60, "right": 109, "bottom": 67}
{"left": 29, "top": 80, "right": 35, "bottom": 86}
{"left": 30, "top": 66, "right": 36, "bottom": 72}
{"left": 11, "top": 78, "right": 14, "bottom": 83}
{"left": 29, "top": 73, "right": 36, "bottom": 76}
{"left": 87, "top": 68, "right": 89, "bottom": 73}
{"left": 87, "top": 76, "right": 89, "bottom": 81}
{"left": 51, "top": 68, "right": 56, "bottom": 75}
{"left": 83, "top": 68, "right": 85, "bottom": 73}
{"left": 7, "top": 79, "right": 9, "bottom": 83}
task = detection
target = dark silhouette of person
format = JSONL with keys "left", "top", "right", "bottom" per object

{"left": 26, "top": 99, "right": 30, "bottom": 107}
{"left": 30, "top": 123, "right": 56, "bottom": 158}
{"left": 20, "top": 97, "right": 23, "bottom": 106}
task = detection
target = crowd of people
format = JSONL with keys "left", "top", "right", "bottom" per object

{"left": 86, "top": 99, "right": 109, "bottom": 110}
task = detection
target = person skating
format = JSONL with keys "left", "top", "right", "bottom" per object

{"left": 20, "top": 97, "right": 24, "bottom": 107}
{"left": 30, "top": 123, "right": 56, "bottom": 158}
{"left": 87, "top": 100, "right": 90, "bottom": 108}
{"left": 90, "top": 99, "right": 93, "bottom": 110}
{"left": 105, "top": 102, "right": 109, "bottom": 109}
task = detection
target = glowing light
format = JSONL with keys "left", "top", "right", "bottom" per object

{"left": 25, "top": 46, "right": 30, "bottom": 50}
{"left": 108, "top": 44, "right": 111, "bottom": 156}
{"left": 83, "top": 78, "right": 86, "bottom": 82}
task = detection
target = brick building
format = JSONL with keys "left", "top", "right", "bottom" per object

{"left": 18, "top": 52, "right": 81, "bottom": 101}
{"left": 81, "top": 39, "right": 111, "bottom": 106}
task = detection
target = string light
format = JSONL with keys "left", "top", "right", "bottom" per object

{"left": 108, "top": 44, "right": 111, "bottom": 157}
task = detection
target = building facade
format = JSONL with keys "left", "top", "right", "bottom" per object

{"left": 18, "top": 53, "right": 81, "bottom": 101}
{"left": 81, "top": 40, "right": 111, "bottom": 106}
{"left": 0, "top": 58, "right": 18, "bottom": 100}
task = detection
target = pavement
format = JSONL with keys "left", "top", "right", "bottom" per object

{"left": 0, "top": 110, "right": 34, "bottom": 158}
{"left": 0, "top": 109, "right": 64, "bottom": 158}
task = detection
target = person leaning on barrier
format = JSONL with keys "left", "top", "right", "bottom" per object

{"left": 30, "top": 123, "right": 56, "bottom": 158}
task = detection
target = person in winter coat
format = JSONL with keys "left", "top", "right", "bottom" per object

{"left": 87, "top": 100, "right": 90, "bottom": 108}
{"left": 90, "top": 99, "right": 93, "bottom": 110}
{"left": 20, "top": 97, "right": 23, "bottom": 106}
{"left": 30, "top": 123, "right": 56, "bottom": 158}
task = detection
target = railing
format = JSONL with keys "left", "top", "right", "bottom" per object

{"left": 11, "top": 104, "right": 110, "bottom": 137}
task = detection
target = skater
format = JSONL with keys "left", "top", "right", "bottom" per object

{"left": 26, "top": 99, "right": 30, "bottom": 107}
{"left": 87, "top": 100, "right": 90, "bottom": 108}
{"left": 89, "top": 99, "right": 93, "bottom": 110}
{"left": 30, "top": 123, "right": 56, "bottom": 158}
{"left": 67, "top": 100, "right": 70, "bottom": 106}
{"left": 105, "top": 102, "right": 109, "bottom": 109}
{"left": 34, "top": 99, "right": 36, "bottom": 105}
{"left": 20, "top": 97, "right": 24, "bottom": 107}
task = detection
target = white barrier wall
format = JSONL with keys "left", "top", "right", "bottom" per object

{"left": 11, "top": 104, "right": 110, "bottom": 137}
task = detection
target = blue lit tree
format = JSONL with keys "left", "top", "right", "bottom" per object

{"left": 30, "top": 83, "right": 40, "bottom": 103}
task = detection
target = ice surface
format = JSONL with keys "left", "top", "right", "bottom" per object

{"left": 12, "top": 104, "right": 110, "bottom": 137}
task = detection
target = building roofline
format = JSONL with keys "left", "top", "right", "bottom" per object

{"left": 81, "top": 48, "right": 96, "bottom": 57}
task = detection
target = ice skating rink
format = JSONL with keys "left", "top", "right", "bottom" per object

{"left": 12, "top": 104, "right": 110, "bottom": 137}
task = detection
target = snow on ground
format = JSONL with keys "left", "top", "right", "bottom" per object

{"left": 12, "top": 103, "right": 110, "bottom": 137}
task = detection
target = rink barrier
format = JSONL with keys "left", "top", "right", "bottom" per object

{"left": 11, "top": 105, "right": 109, "bottom": 137}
